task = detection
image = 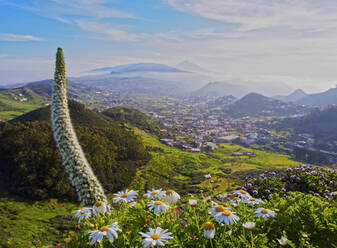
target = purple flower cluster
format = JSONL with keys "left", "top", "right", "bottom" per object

{"left": 244, "top": 165, "right": 337, "bottom": 199}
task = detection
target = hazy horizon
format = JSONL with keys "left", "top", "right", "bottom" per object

{"left": 1, "top": 0, "right": 337, "bottom": 93}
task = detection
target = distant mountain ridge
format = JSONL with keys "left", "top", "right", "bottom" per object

{"left": 297, "top": 86, "right": 337, "bottom": 106}
{"left": 91, "top": 63, "right": 185, "bottom": 73}
{"left": 274, "top": 89, "right": 307, "bottom": 102}
{"left": 223, "top": 92, "right": 310, "bottom": 117}
{"left": 175, "top": 61, "right": 207, "bottom": 73}
{"left": 274, "top": 106, "right": 337, "bottom": 152}
{"left": 192, "top": 81, "right": 248, "bottom": 98}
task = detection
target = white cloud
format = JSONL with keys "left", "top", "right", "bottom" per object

{"left": 0, "top": 33, "right": 44, "bottom": 41}
{"left": 1, "top": 0, "right": 136, "bottom": 24}
{"left": 75, "top": 20, "right": 146, "bottom": 41}
{"left": 165, "top": 0, "right": 337, "bottom": 32}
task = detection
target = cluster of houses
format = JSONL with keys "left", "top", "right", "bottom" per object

{"left": 8, "top": 92, "right": 28, "bottom": 102}
{"left": 153, "top": 112, "right": 280, "bottom": 152}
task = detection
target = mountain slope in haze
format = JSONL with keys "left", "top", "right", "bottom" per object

{"left": 1, "top": 100, "right": 150, "bottom": 200}
{"left": 0, "top": 79, "right": 103, "bottom": 120}
{"left": 81, "top": 62, "right": 212, "bottom": 95}
{"left": 92, "top": 63, "right": 185, "bottom": 73}
{"left": 274, "top": 106, "right": 337, "bottom": 152}
{"left": 192, "top": 81, "right": 248, "bottom": 98}
{"left": 24, "top": 79, "right": 100, "bottom": 99}
{"left": 175, "top": 61, "right": 207, "bottom": 73}
{"left": 274, "top": 89, "right": 307, "bottom": 102}
{"left": 11, "top": 100, "right": 114, "bottom": 127}
{"left": 297, "top": 87, "right": 337, "bottom": 106}
{"left": 224, "top": 93, "right": 309, "bottom": 117}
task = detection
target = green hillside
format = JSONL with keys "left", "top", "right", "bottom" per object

{"left": 0, "top": 101, "right": 150, "bottom": 200}
{"left": 0, "top": 194, "right": 78, "bottom": 248}
{"left": 274, "top": 106, "right": 337, "bottom": 152}
{"left": 0, "top": 99, "right": 307, "bottom": 248}
{"left": 130, "top": 128, "right": 301, "bottom": 194}
{"left": 0, "top": 87, "right": 48, "bottom": 120}
{"left": 224, "top": 93, "right": 308, "bottom": 117}
{"left": 103, "top": 106, "right": 161, "bottom": 134}
{"left": 0, "top": 80, "right": 101, "bottom": 121}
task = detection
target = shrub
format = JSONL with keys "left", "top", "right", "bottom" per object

{"left": 244, "top": 165, "right": 337, "bottom": 199}
{"left": 0, "top": 121, "right": 150, "bottom": 200}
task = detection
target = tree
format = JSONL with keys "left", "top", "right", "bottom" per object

{"left": 51, "top": 48, "right": 108, "bottom": 206}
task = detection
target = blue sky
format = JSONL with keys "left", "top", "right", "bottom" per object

{"left": 1, "top": 0, "right": 337, "bottom": 91}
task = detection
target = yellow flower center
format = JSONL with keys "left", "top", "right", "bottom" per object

{"left": 215, "top": 205, "right": 226, "bottom": 212}
{"left": 151, "top": 191, "right": 158, "bottom": 195}
{"left": 99, "top": 226, "right": 109, "bottom": 232}
{"left": 239, "top": 190, "right": 247, "bottom": 194}
{"left": 222, "top": 211, "right": 231, "bottom": 216}
{"left": 223, "top": 203, "right": 230, "bottom": 207}
{"left": 233, "top": 197, "right": 240, "bottom": 201}
{"left": 122, "top": 193, "right": 129, "bottom": 198}
{"left": 204, "top": 222, "right": 215, "bottom": 230}
{"left": 155, "top": 201, "right": 163, "bottom": 205}
{"left": 249, "top": 198, "right": 257, "bottom": 201}
{"left": 95, "top": 201, "right": 104, "bottom": 207}
{"left": 166, "top": 190, "right": 173, "bottom": 195}
{"left": 151, "top": 234, "right": 161, "bottom": 240}
{"left": 261, "top": 209, "right": 269, "bottom": 214}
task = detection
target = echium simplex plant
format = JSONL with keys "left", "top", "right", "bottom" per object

{"left": 51, "top": 47, "right": 108, "bottom": 207}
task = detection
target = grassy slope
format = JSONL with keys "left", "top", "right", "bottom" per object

{"left": 130, "top": 128, "right": 301, "bottom": 193}
{"left": 0, "top": 195, "right": 78, "bottom": 248}
{"left": 0, "top": 88, "right": 48, "bottom": 120}
{"left": 0, "top": 111, "right": 301, "bottom": 247}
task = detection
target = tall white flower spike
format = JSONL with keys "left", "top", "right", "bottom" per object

{"left": 51, "top": 48, "right": 108, "bottom": 207}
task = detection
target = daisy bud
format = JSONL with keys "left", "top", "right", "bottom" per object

{"left": 203, "top": 222, "right": 215, "bottom": 239}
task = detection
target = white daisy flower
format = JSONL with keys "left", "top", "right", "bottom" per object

{"left": 235, "top": 190, "right": 251, "bottom": 200}
{"left": 209, "top": 204, "right": 230, "bottom": 216}
{"left": 113, "top": 189, "right": 138, "bottom": 203}
{"left": 230, "top": 197, "right": 241, "bottom": 206}
{"left": 243, "top": 197, "right": 264, "bottom": 205}
{"left": 139, "top": 227, "right": 173, "bottom": 247}
{"left": 204, "top": 174, "right": 212, "bottom": 179}
{"left": 144, "top": 188, "right": 164, "bottom": 199}
{"left": 254, "top": 208, "right": 277, "bottom": 220}
{"left": 87, "top": 222, "right": 121, "bottom": 245}
{"left": 93, "top": 201, "right": 107, "bottom": 215}
{"left": 242, "top": 222, "right": 256, "bottom": 230}
{"left": 128, "top": 202, "right": 137, "bottom": 208}
{"left": 217, "top": 194, "right": 228, "bottom": 199}
{"left": 148, "top": 201, "right": 170, "bottom": 214}
{"left": 72, "top": 207, "right": 92, "bottom": 223}
{"left": 203, "top": 222, "right": 215, "bottom": 239}
{"left": 214, "top": 210, "right": 240, "bottom": 225}
{"left": 189, "top": 199, "right": 198, "bottom": 207}
{"left": 161, "top": 190, "right": 180, "bottom": 204}
{"left": 277, "top": 237, "right": 288, "bottom": 246}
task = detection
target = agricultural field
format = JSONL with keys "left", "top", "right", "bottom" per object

{"left": 130, "top": 128, "right": 301, "bottom": 194}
